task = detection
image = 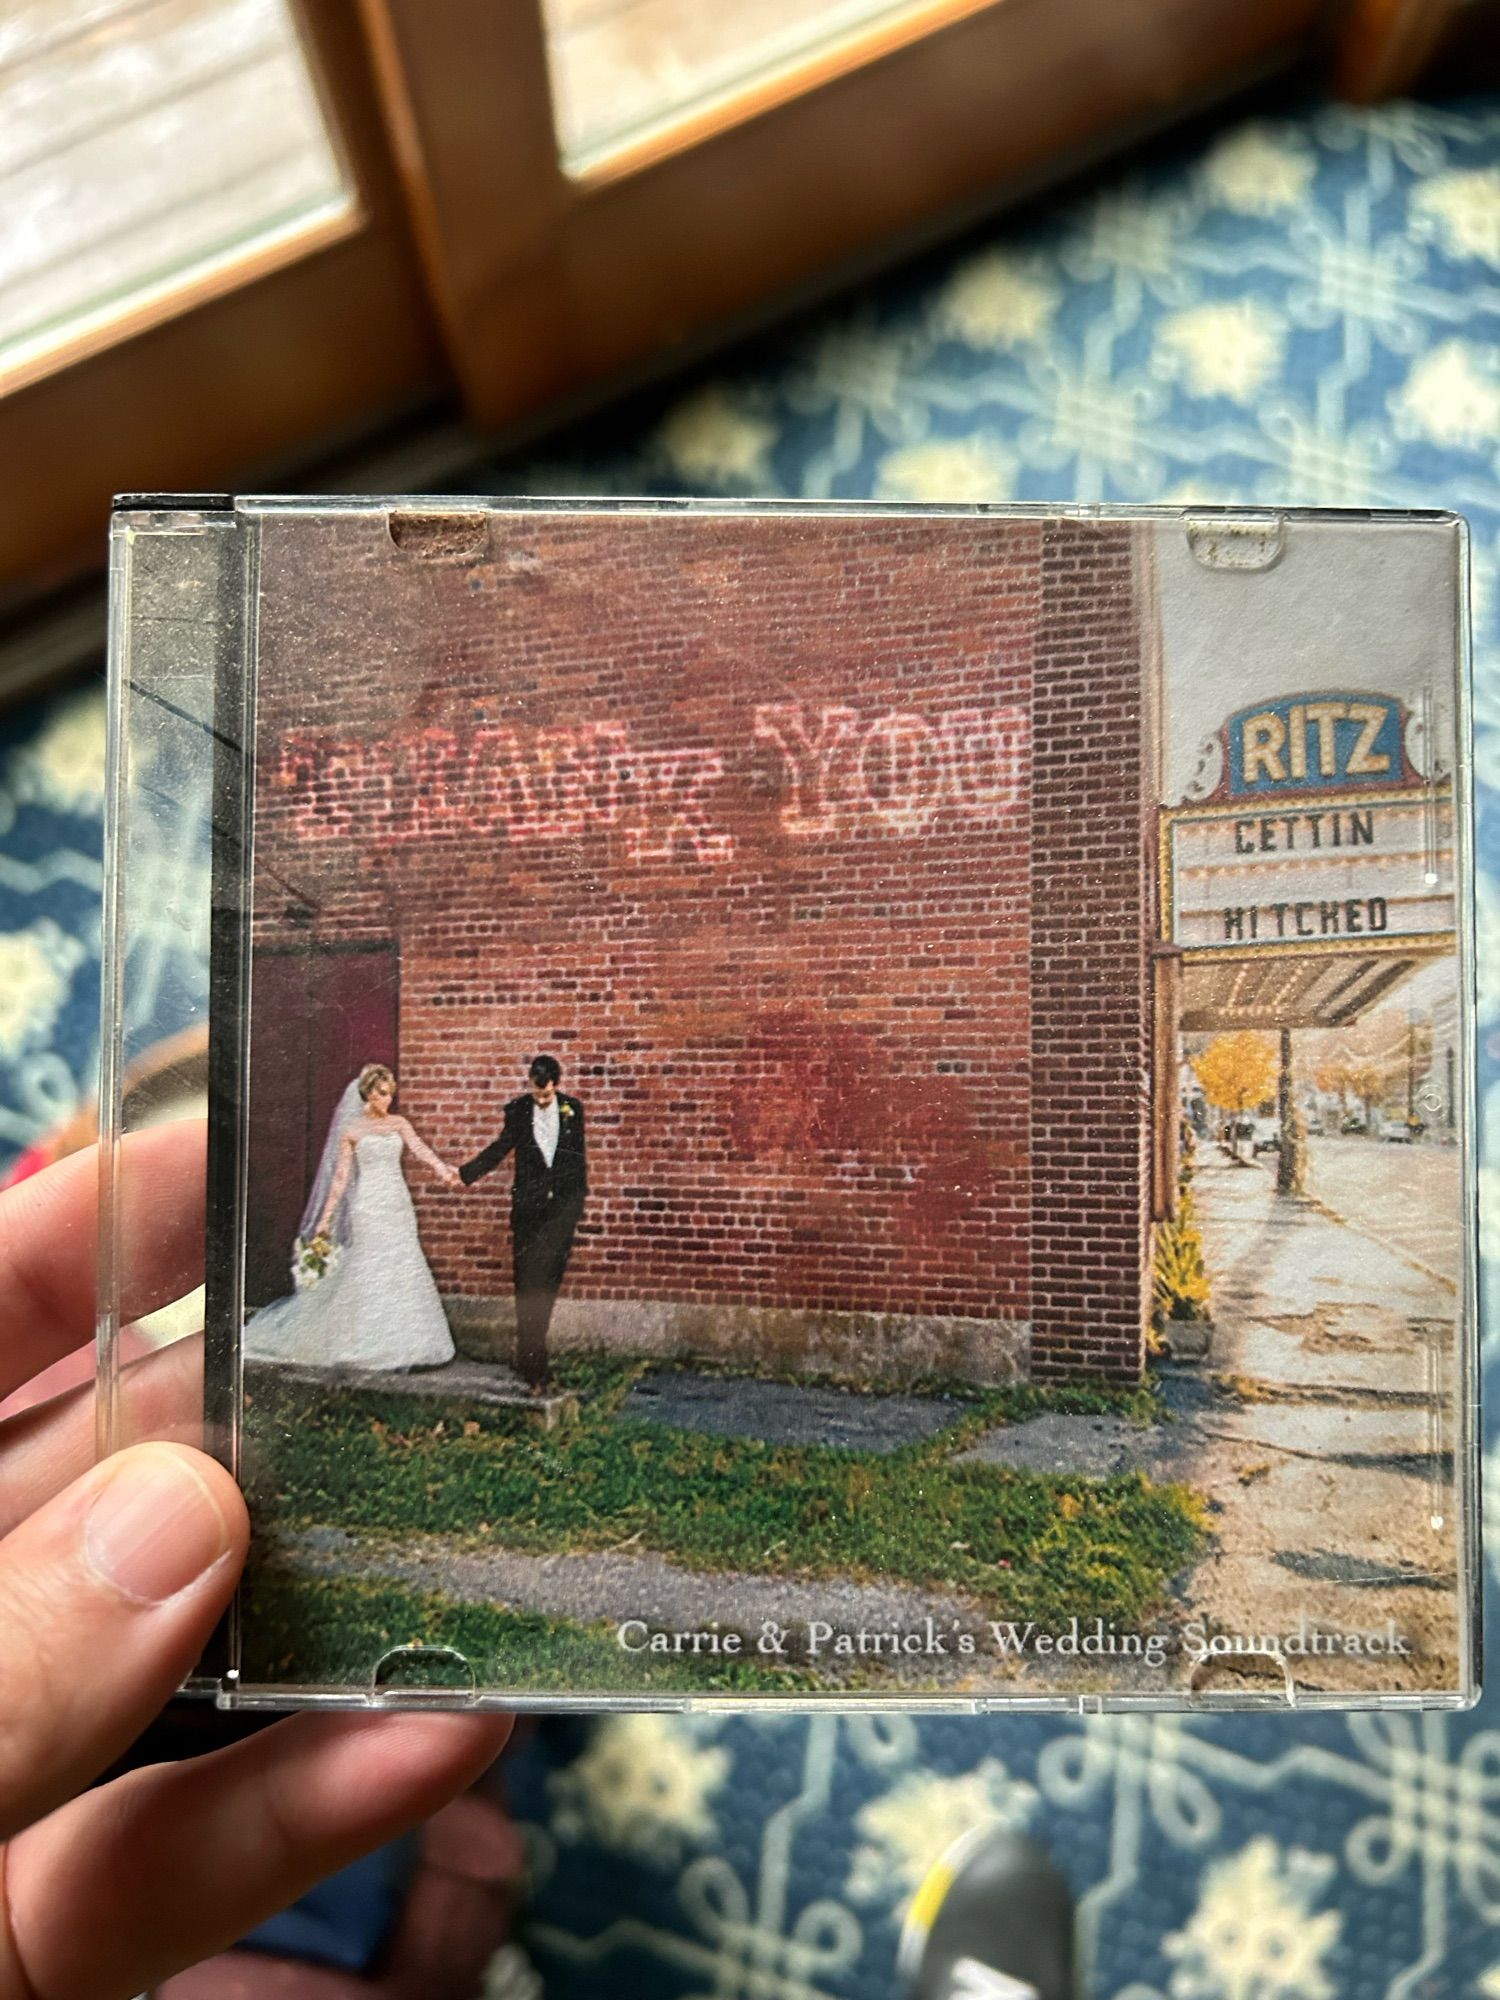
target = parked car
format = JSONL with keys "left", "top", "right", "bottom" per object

{"left": 1341, "top": 1114, "right": 1367, "bottom": 1135}
{"left": 1248, "top": 1116, "right": 1281, "bottom": 1154}
{"left": 1376, "top": 1112, "right": 1417, "bottom": 1143}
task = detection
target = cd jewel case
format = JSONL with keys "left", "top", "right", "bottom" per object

{"left": 99, "top": 498, "right": 1480, "bottom": 1712}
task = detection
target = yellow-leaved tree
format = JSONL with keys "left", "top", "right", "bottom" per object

{"left": 1191, "top": 1031, "right": 1278, "bottom": 1116}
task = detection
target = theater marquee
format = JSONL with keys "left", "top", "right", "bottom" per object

{"left": 1166, "top": 791, "right": 1456, "bottom": 953}
{"left": 1165, "top": 693, "right": 1456, "bottom": 959}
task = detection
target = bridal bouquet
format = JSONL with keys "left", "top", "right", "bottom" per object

{"left": 293, "top": 1232, "right": 340, "bottom": 1291}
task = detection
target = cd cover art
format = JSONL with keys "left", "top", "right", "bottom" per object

{"left": 106, "top": 499, "right": 1478, "bottom": 1709}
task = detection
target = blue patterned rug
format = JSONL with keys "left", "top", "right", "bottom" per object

{"left": 2, "top": 87, "right": 1498, "bottom": 2000}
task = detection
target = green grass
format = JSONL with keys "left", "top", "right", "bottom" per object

{"left": 242, "top": 1567, "right": 823, "bottom": 1694}
{"left": 242, "top": 1355, "right": 1204, "bottom": 1644}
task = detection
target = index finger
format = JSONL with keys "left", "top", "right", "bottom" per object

{"left": 0, "top": 1121, "right": 206, "bottom": 1403}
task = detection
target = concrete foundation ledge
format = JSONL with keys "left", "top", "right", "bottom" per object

{"left": 441, "top": 1294, "right": 1030, "bottom": 1387}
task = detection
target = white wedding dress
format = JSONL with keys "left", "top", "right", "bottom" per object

{"left": 245, "top": 1124, "right": 456, "bottom": 1371}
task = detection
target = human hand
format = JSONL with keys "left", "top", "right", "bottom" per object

{"left": 0, "top": 1121, "right": 511, "bottom": 2000}
{"left": 442, "top": 1164, "right": 462, "bottom": 1188}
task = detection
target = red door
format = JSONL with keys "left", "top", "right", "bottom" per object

{"left": 244, "top": 943, "right": 399, "bottom": 1306}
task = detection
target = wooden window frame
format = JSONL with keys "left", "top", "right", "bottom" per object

{"left": 1336, "top": 0, "right": 1469, "bottom": 100}
{"left": 0, "top": 0, "right": 441, "bottom": 607}
{"left": 360, "top": 0, "right": 1331, "bottom": 427}
{"left": 0, "top": 0, "right": 1452, "bottom": 611}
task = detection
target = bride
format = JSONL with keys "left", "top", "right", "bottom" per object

{"left": 245, "top": 1062, "right": 459, "bottom": 1371}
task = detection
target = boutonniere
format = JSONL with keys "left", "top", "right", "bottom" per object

{"left": 560, "top": 1102, "right": 575, "bottom": 1120}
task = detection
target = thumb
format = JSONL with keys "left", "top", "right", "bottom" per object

{"left": 0, "top": 1443, "right": 246, "bottom": 1840}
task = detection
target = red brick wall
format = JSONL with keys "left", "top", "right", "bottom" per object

{"left": 1030, "top": 524, "right": 1154, "bottom": 1377}
{"left": 246, "top": 507, "right": 1150, "bottom": 1378}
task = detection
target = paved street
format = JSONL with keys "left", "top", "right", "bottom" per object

{"left": 1304, "top": 1133, "right": 1462, "bottom": 1286}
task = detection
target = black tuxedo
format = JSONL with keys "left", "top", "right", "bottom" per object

{"left": 461, "top": 1094, "right": 586, "bottom": 1385}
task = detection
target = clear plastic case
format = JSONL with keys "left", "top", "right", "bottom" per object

{"left": 99, "top": 497, "right": 1480, "bottom": 1712}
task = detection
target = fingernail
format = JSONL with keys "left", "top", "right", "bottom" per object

{"left": 84, "top": 1449, "right": 232, "bottom": 1604}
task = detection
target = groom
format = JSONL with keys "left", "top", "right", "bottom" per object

{"left": 460, "top": 1054, "right": 587, "bottom": 1389}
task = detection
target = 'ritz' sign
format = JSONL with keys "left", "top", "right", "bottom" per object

{"left": 1225, "top": 693, "right": 1409, "bottom": 797}
{"left": 1167, "top": 691, "right": 1453, "bottom": 954}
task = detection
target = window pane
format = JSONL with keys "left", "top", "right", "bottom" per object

{"left": 545, "top": 0, "right": 920, "bottom": 170}
{"left": 0, "top": 0, "right": 350, "bottom": 376}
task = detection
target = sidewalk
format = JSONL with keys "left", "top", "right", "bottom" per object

{"left": 1171, "top": 1148, "right": 1461, "bottom": 1694}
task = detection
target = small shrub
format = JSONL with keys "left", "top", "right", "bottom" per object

{"left": 1152, "top": 1131, "right": 1212, "bottom": 1332}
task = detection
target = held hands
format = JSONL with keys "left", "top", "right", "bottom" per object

{"left": 0, "top": 1123, "right": 511, "bottom": 2000}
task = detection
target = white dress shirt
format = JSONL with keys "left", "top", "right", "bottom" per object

{"left": 533, "top": 1096, "right": 561, "bottom": 1167}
